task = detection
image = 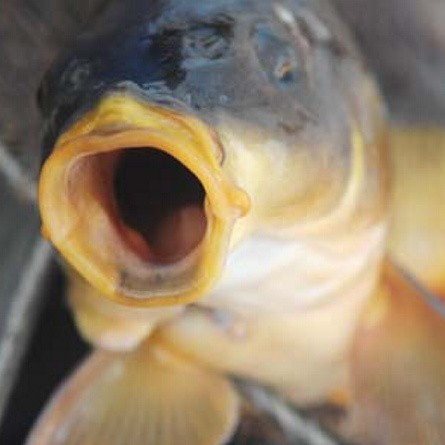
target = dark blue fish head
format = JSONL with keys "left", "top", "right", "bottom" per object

{"left": 39, "top": 0, "right": 360, "bottom": 157}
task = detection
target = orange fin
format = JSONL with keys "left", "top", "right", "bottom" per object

{"left": 346, "top": 262, "right": 445, "bottom": 445}
{"left": 26, "top": 339, "right": 240, "bottom": 445}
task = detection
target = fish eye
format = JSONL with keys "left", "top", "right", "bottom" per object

{"left": 253, "top": 23, "right": 301, "bottom": 88}
{"left": 183, "top": 21, "right": 234, "bottom": 61}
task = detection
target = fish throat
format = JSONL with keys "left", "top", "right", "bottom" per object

{"left": 113, "top": 148, "right": 207, "bottom": 264}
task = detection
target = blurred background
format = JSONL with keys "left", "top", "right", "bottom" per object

{"left": 0, "top": 0, "right": 444, "bottom": 443}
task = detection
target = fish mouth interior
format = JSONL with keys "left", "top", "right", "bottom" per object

{"left": 112, "top": 148, "right": 207, "bottom": 264}
{"left": 60, "top": 144, "right": 213, "bottom": 300}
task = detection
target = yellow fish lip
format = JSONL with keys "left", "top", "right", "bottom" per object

{"left": 39, "top": 93, "right": 250, "bottom": 308}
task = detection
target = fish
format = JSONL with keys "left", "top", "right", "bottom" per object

{"left": 26, "top": 0, "right": 445, "bottom": 444}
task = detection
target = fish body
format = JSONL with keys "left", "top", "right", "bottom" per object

{"left": 27, "top": 1, "right": 445, "bottom": 444}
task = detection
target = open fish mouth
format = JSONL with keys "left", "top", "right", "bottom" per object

{"left": 39, "top": 93, "right": 249, "bottom": 307}
{"left": 112, "top": 147, "right": 207, "bottom": 264}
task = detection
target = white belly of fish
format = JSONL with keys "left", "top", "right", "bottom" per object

{"left": 206, "top": 221, "right": 387, "bottom": 313}
{"left": 161, "top": 221, "right": 387, "bottom": 403}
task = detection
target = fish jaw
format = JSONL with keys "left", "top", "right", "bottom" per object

{"left": 39, "top": 92, "right": 249, "bottom": 308}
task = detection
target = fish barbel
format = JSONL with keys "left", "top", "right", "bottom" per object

{"left": 27, "top": 1, "right": 445, "bottom": 444}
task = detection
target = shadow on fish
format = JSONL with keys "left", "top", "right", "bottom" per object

{"left": 28, "top": 1, "right": 445, "bottom": 444}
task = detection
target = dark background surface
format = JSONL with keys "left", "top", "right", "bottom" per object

{"left": 0, "top": 271, "right": 89, "bottom": 445}
{"left": 1, "top": 0, "right": 445, "bottom": 443}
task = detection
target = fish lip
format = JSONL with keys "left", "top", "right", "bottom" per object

{"left": 39, "top": 92, "right": 249, "bottom": 308}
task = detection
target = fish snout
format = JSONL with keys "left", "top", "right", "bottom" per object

{"left": 39, "top": 93, "right": 249, "bottom": 307}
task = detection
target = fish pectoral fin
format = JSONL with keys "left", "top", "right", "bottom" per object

{"left": 26, "top": 339, "right": 240, "bottom": 445}
{"left": 345, "top": 262, "right": 445, "bottom": 445}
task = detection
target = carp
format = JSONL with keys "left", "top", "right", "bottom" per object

{"left": 27, "top": 1, "right": 445, "bottom": 444}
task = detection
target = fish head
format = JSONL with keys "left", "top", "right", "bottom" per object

{"left": 38, "top": 0, "right": 388, "bottom": 309}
